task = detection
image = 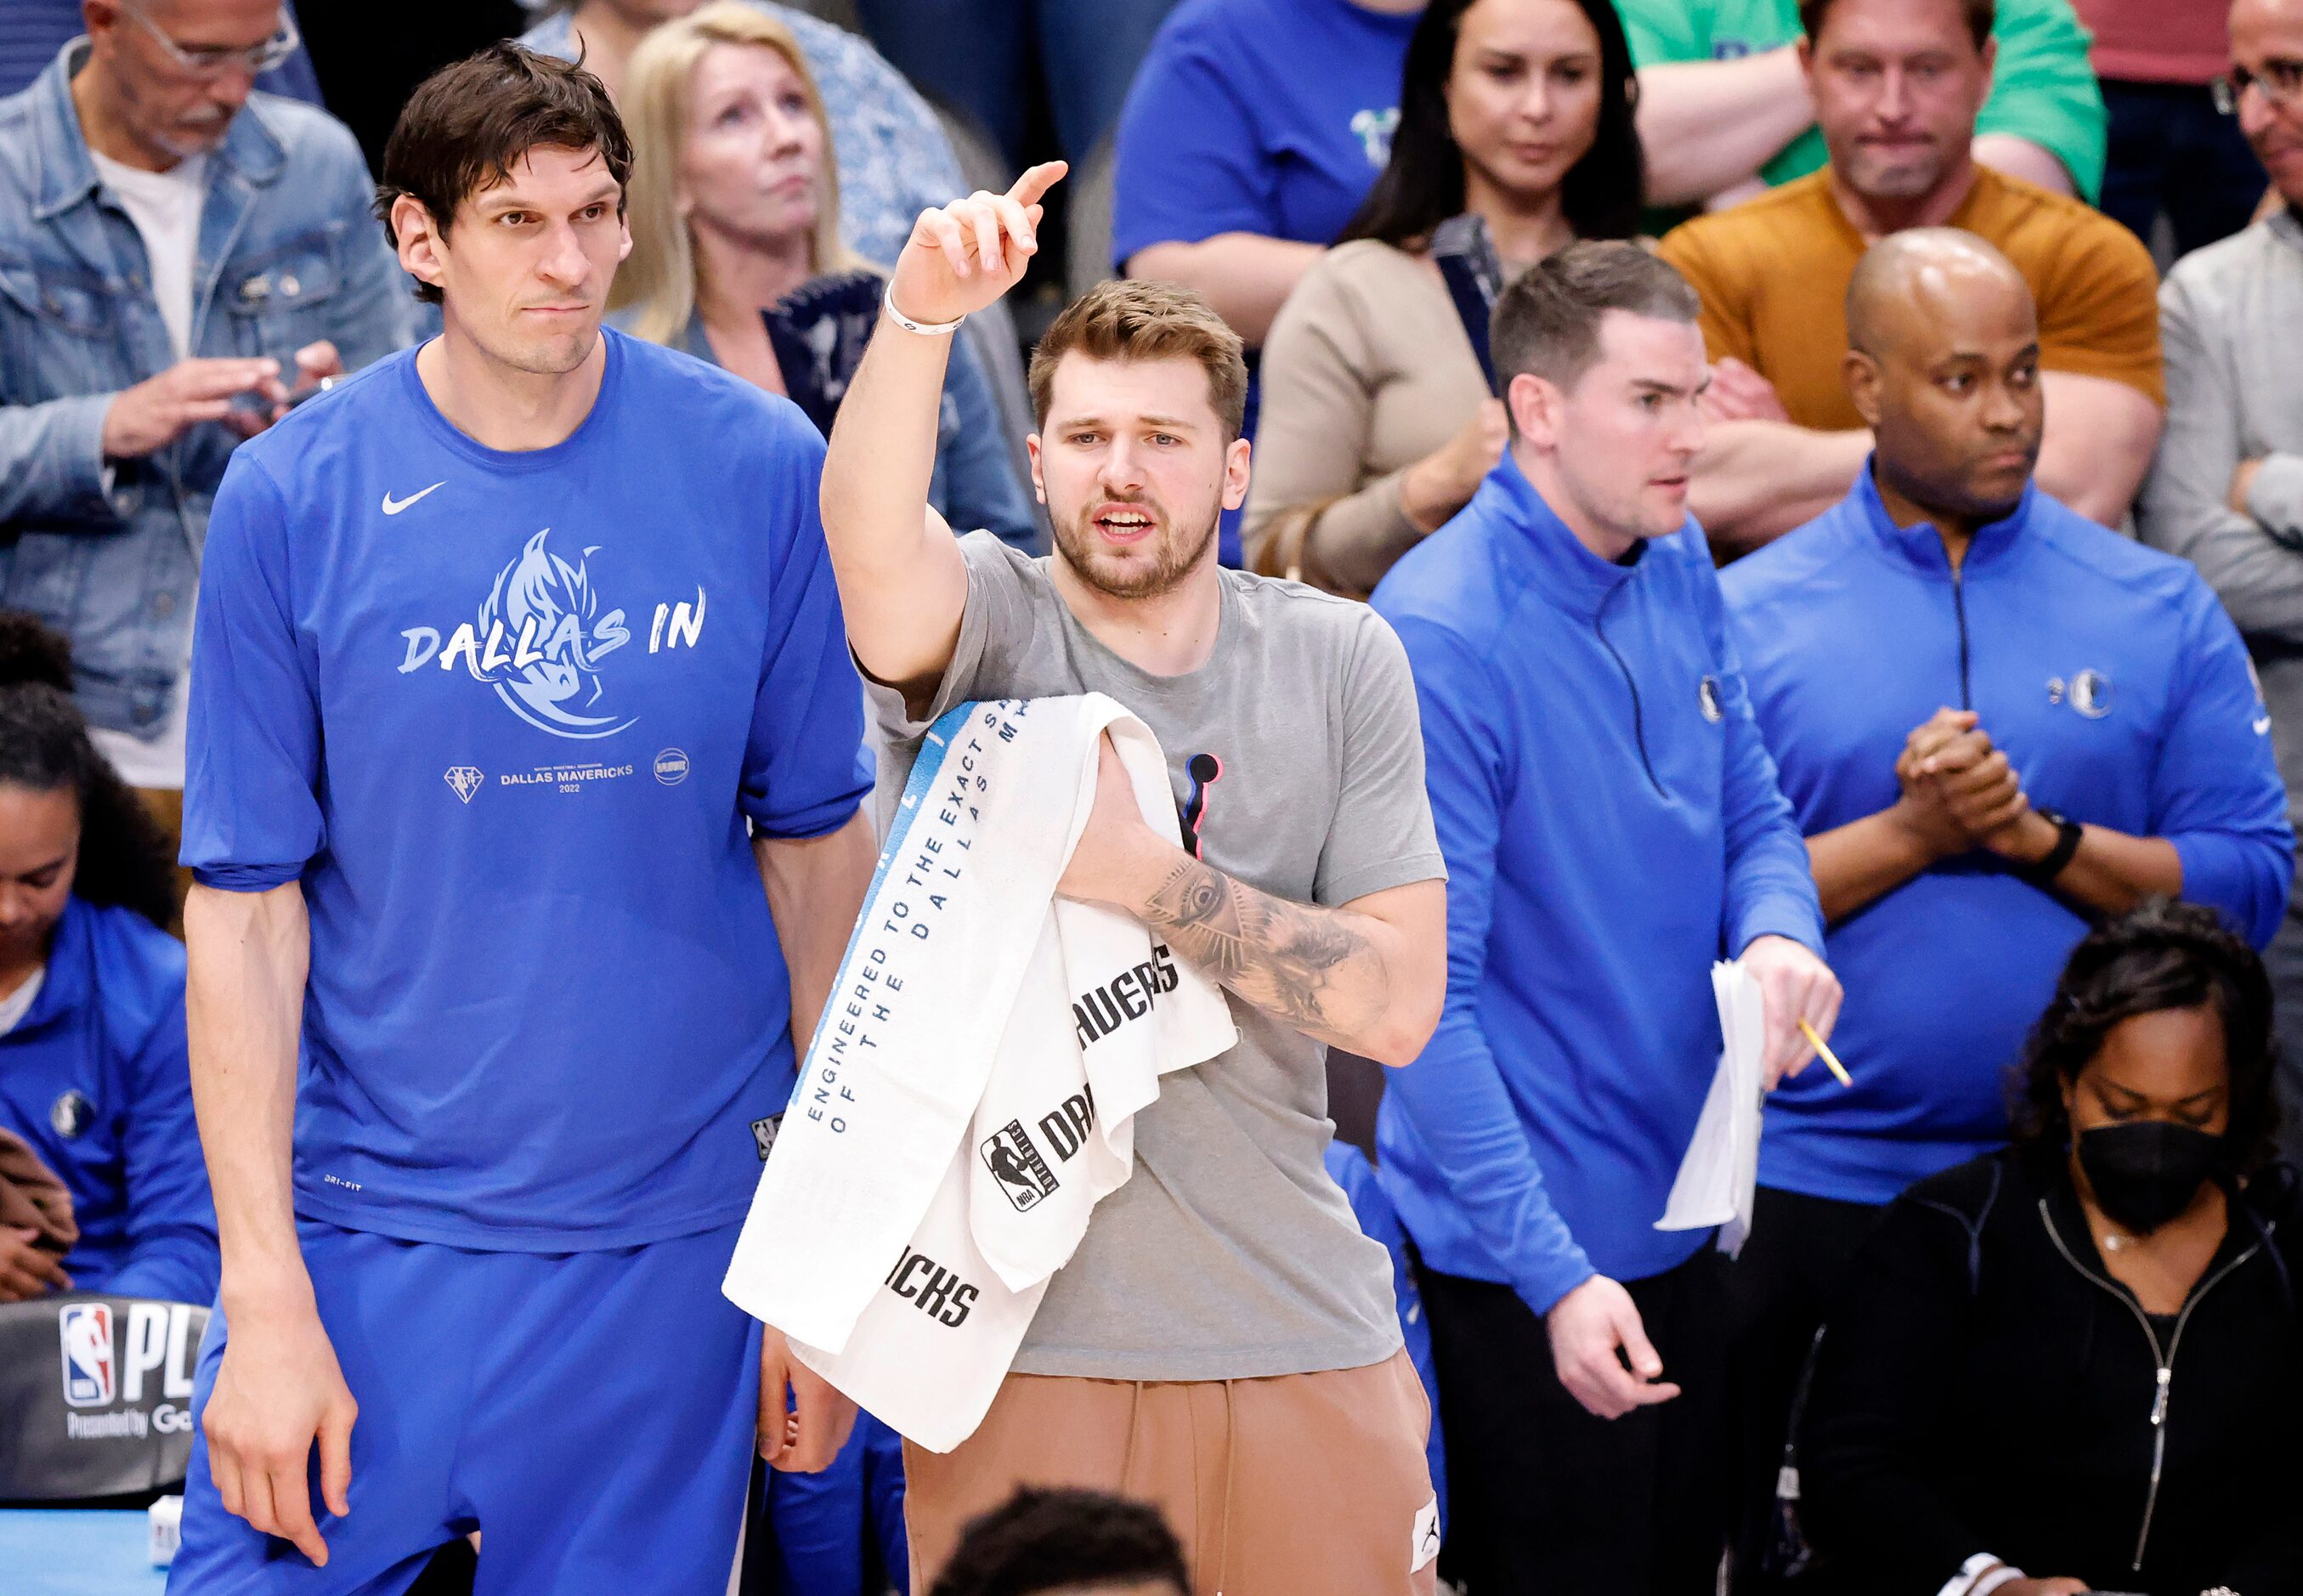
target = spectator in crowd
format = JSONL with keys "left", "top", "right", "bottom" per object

{"left": 822, "top": 171, "right": 1446, "bottom": 1595}
{"left": 2141, "top": 0, "right": 2303, "bottom": 1157}
{"left": 1655, "top": 0, "right": 2163, "bottom": 552}
{"left": 1246, "top": 0, "right": 1642, "bottom": 596}
{"left": 928, "top": 1489, "right": 1190, "bottom": 1596}
{"left": 1112, "top": 0, "right": 1424, "bottom": 344}
{"left": 1721, "top": 230, "right": 2292, "bottom": 1589}
{"left": 0, "top": 0, "right": 321, "bottom": 103}
{"left": 613, "top": 3, "right": 1033, "bottom": 549}
{"left": 852, "top": 0, "right": 1178, "bottom": 173}
{"left": 0, "top": 1, "right": 412, "bottom": 846}
{"left": 1799, "top": 899, "right": 2303, "bottom": 1595}
{"left": 1370, "top": 242, "right": 1839, "bottom": 1592}
{"left": 1112, "top": 0, "right": 1424, "bottom": 564}
{"left": 1622, "top": 0, "right": 2103, "bottom": 211}
{"left": 2079, "top": 0, "right": 2266, "bottom": 256}
{"left": 520, "top": 0, "right": 969, "bottom": 266}
{"left": 0, "top": 614, "right": 215, "bottom": 1308}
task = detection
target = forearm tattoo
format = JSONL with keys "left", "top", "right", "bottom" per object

{"left": 1140, "top": 855, "right": 1384, "bottom": 1036}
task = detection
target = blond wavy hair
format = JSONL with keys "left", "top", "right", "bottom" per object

{"left": 610, "top": 2, "right": 863, "bottom": 345}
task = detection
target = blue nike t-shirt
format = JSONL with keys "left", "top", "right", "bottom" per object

{"left": 182, "top": 331, "right": 870, "bottom": 1251}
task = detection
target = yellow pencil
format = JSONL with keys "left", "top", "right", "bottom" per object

{"left": 1800, "top": 1019, "right": 1853, "bottom": 1089}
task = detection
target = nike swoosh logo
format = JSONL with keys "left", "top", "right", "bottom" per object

{"left": 381, "top": 482, "right": 444, "bottom": 516}
{"left": 2255, "top": 715, "right": 2274, "bottom": 735}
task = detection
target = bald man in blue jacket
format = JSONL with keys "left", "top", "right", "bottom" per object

{"left": 1719, "top": 230, "right": 2292, "bottom": 1584}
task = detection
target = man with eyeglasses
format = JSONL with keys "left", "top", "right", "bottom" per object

{"left": 0, "top": 0, "right": 412, "bottom": 852}
{"left": 2140, "top": 0, "right": 2303, "bottom": 1161}
{"left": 0, "top": 0, "right": 320, "bottom": 100}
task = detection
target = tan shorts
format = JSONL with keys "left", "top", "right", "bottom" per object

{"left": 903, "top": 1347, "right": 1440, "bottom": 1596}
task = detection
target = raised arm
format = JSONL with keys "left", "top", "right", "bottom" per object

{"left": 821, "top": 164, "right": 1066, "bottom": 699}
{"left": 184, "top": 880, "right": 352, "bottom": 1570}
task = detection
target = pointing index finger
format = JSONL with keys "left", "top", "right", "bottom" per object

{"left": 1008, "top": 161, "right": 1069, "bottom": 210}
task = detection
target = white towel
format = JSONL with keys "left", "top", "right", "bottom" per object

{"left": 1655, "top": 960, "right": 1768, "bottom": 1256}
{"left": 722, "top": 695, "right": 1236, "bottom": 1451}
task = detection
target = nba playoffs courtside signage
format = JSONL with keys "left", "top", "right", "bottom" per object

{"left": 0, "top": 1294, "right": 207, "bottom": 1499}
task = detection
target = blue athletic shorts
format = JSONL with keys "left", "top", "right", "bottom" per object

{"left": 761, "top": 1412, "right": 908, "bottom": 1595}
{"left": 167, "top": 1218, "right": 759, "bottom": 1594}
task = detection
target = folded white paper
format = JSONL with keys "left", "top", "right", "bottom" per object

{"left": 1655, "top": 960, "right": 1768, "bottom": 1256}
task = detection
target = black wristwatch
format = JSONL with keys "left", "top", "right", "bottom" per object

{"left": 2018, "top": 807, "right": 2085, "bottom": 885}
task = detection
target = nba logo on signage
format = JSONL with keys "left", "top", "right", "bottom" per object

{"left": 59, "top": 1303, "right": 114, "bottom": 1407}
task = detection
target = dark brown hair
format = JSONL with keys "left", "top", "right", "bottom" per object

{"left": 1490, "top": 240, "right": 1700, "bottom": 393}
{"left": 375, "top": 42, "right": 632, "bottom": 304}
{"left": 1339, "top": 0, "right": 1644, "bottom": 251}
{"left": 1799, "top": 0, "right": 1995, "bottom": 51}
{"left": 0, "top": 614, "right": 177, "bottom": 931}
{"left": 2013, "top": 898, "right": 2282, "bottom": 1174}
{"left": 1028, "top": 279, "right": 1249, "bottom": 443}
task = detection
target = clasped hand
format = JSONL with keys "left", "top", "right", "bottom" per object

{"left": 1891, "top": 707, "right": 2051, "bottom": 863}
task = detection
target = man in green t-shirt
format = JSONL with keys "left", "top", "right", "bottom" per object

{"left": 1624, "top": 0, "right": 2106, "bottom": 210}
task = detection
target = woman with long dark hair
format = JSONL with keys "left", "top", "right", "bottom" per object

{"left": 0, "top": 612, "right": 214, "bottom": 1305}
{"left": 1797, "top": 899, "right": 2303, "bottom": 1595}
{"left": 1245, "top": 0, "right": 1644, "bottom": 596}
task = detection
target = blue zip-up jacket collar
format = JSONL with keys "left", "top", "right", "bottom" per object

{"left": 1480, "top": 445, "right": 1646, "bottom": 619}
{"left": 1372, "top": 454, "right": 1824, "bottom": 1310}
{"left": 1725, "top": 465, "right": 2293, "bottom": 1205}
{"left": 1851, "top": 460, "right": 2029, "bottom": 580}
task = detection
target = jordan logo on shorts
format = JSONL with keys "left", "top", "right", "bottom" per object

{"left": 981, "top": 1120, "right": 1059, "bottom": 1212}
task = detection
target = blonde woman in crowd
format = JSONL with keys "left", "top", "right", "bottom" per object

{"left": 1246, "top": 0, "right": 1644, "bottom": 596}
{"left": 614, "top": 3, "right": 1035, "bottom": 548}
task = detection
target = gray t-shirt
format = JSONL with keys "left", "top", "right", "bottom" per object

{"left": 869, "top": 533, "right": 1445, "bottom": 1380}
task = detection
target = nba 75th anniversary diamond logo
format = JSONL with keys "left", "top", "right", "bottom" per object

{"left": 444, "top": 766, "right": 484, "bottom": 803}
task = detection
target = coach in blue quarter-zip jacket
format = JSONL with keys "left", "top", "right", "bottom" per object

{"left": 1717, "top": 231, "right": 2294, "bottom": 1587}
{"left": 1371, "top": 242, "right": 1838, "bottom": 1594}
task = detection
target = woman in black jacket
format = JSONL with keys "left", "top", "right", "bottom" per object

{"left": 1799, "top": 898, "right": 2302, "bottom": 1596}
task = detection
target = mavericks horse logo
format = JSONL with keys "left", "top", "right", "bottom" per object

{"left": 478, "top": 530, "right": 633, "bottom": 738}
{"left": 399, "top": 529, "right": 637, "bottom": 740}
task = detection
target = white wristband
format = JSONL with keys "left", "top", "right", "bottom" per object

{"left": 1970, "top": 1565, "right": 2026, "bottom": 1596}
{"left": 882, "top": 285, "right": 965, "bottom": 337}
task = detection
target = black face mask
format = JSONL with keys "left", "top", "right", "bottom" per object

{"left": 2076, "top": 1120, "right": 2227, "bottom": 1236}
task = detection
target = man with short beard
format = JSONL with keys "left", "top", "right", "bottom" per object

{"left": 817, "top": 162, "right": 1449, "bottom": 1596}
{"left": 0, "top": 0, "right": 410, "bottom": 839}
{"left": 1722, "top": 229, "right": 2289, "bottom": 1593}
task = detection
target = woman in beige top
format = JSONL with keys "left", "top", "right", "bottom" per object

{"left": 1247, "top": 0, "right": 1644, "bottom": 596}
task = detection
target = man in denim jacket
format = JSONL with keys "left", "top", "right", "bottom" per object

{"left": 0, "top": 5, "right": 412, "bottom": 812}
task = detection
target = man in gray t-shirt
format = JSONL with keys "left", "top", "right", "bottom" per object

{"left": 812, "top": 163, "right": 1449, "bottom": 1596}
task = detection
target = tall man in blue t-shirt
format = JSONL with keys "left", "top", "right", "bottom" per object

{"left": 1369, "top": 242, "right": 1841, "bottom": 1593}
{"left": 1720, "top": 229, "right": 2292, "bottom": 1587}
{"left": 167, "top": 45, "right": 876, "bottom": 1592}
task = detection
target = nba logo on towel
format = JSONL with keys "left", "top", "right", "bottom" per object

{"left": 981, "top": 1120, "right": 1060, "bottom": 1212}
{"left": 59, "top": 1303, "right": 114, "bottom": 1407}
